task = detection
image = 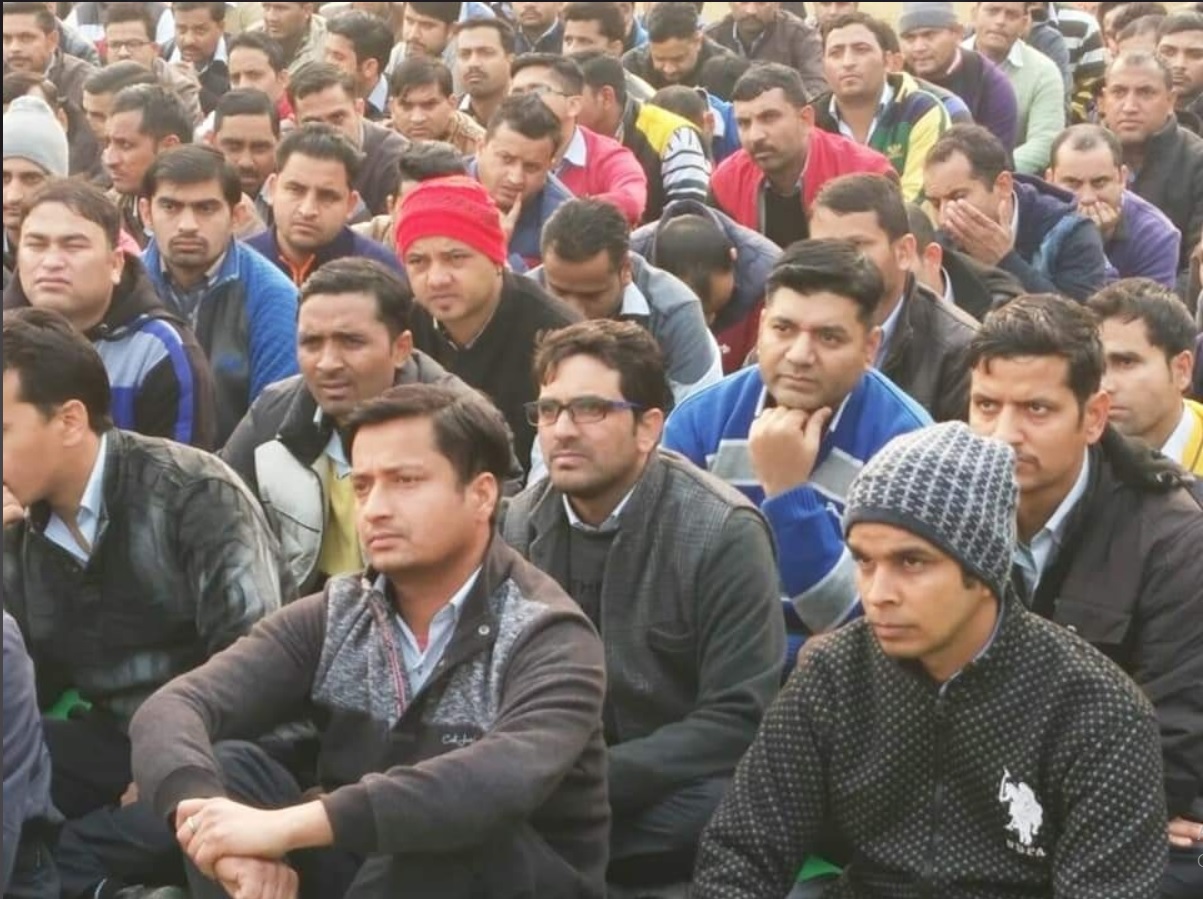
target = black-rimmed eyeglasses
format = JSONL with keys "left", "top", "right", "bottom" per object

{"left": 524, "top": 397, "right": 643, "bottom": 427}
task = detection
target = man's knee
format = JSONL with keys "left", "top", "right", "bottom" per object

{"left": 211, "top": 741, "right": 303, "bottom": 808}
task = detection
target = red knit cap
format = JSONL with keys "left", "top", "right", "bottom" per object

{"left": 395, "top": 176, "right": 508, "bottom": 267}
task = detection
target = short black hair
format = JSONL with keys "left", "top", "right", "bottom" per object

{"left": 1050, "top": 123, "right": 1124, "bottom": 170}
{"left": 533, "top": 319, "right": 671, "bottom": 415}
{"left": 389, "top": 55, "right": 455, "bottom": 101}
{"left": 572, "top": 49, "right": 628, "bottom": 107}
{"left": 699, "top": 54, "right": 752, "bottom": 101}
{"left": 19, "top": 180, "right": 121, "bottom": 249}
{"left": 300, "top": 258, "right": 414, "bottom": 340}
{"left": 327, "top": 9, "right": 395, "bottom": 72}
{"left": 653, "top": 214, "right": 737, "bottom": 311}
{"left": 731, "top": 62, "right": 810, "bottom": 107}
{"left": 821, "top": 10, "right": 898, "bottom": 53}
{"left": 1111, "top": 1, "right": 1168, "bottom": 34}
{"left": 104, "top": 1, "right": 157, "bottom": 39}
{"left": 2, "top": 2, "right": 56, "bottom": 33}
{"left": 110, "top": 83, "right": 194, "bottom": 145}
{"left": 344, "top": 383, "right": 514, "bottom": 505}
{"left": 511, "top": 53, "right": 585, "bottom": 95}
{"left": 287, "top": 61, "right": 358, "bottom": 107}
{"left": 141, "top": 144, "right": 242, "bottom": 206}
{"left": 1087, "top": 279, "right": 1198, "bottom": 359}
{"left": 2, "top": 72, "right": 59, "bottom": 111}
{"left": 926, "top": 124, "right": 1011, "bottom": 186}
{"left": 172, "top": 1, "right": 226, "bottom": 22}
{"left": 766, "top": 239, "right": 883, "bottom": 328}
{"left": 3, "top": 306, "right": 113, "bottom": 433}
{"left": 1106, "top": 49, "right": 1174, "bottom": 90}
{"left": 813, "top": 174, "right": 910, "bottom": 242}
{"left": 562, "top": 2, "right": 626, "bottom": 44}
{"left": 541, "top": 198, "right": 631, "bottom": 271}
{"left": 485, "top": 92, "right": 562, "bottom": 152}
{"left": 905, "top": 202, "right": 938, "bottom": 250}
{"left": 228, "top": 30, "right": 287, "bottom": 73}
{"left": 214, "top": 88, "right": 281, "bottom": 137}
{"left": 969, "top": 294, "right": 1105, "bottom": 408}
{"left": 276, "top": 123, "right": 363, "bottom": 184}
{"left": 453, "top": 17, "right": 517, "bottom": 56}
{"left": 395, "top": 140, "right": 468, "bottom": 193}
{"left": 406, "top": 1, "right": 463, "bottom": 25}
{"left": 1158, "top": 10, "right": 1203, "bottom": 40}
{"left": 83, "top": 60, "right": 158, "bottom": 98}
{"left": 645, "top": 1, "right": 701, "bottom": 43}
{"left": 1117, "top": 13, "right": 1166, "bottom": 45}
{"left": 649, "top": 85, "right": 708, "bottom": 129}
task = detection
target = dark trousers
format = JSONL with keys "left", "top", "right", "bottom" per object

{"left": 5, "top": 832, "right": 60, "bottom": 899}
{"left": 190, "top": 741, "right": 602, "bottom": 899}
{"left": 1163, "top": 845, "right": 1203, "bottom": 898}
{"left": 42, "top": 713, "right": 183, "bottom": 899}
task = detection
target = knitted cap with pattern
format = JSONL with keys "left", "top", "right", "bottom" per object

{"left": 843, "top": 421, "right": 1018, "bottom": 599}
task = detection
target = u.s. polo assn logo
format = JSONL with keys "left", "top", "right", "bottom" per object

{"left": 999, "top": 769, "right": 1046, "bottom": 858}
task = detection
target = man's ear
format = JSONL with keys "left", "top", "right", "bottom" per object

{"left": 1171, "top": 348, "right": 1194, "bottom": 395}
{"left": 264, "top": 172, "right": 277, "bottom": 207}
{"left": 138, "top": 196, "right": 152, "bottom": 229}
{"left": 1083, "top": 389, "right": 1111, "bottom": 444}
{"left": 160, "top": 134, "right": 182, "bottom": 152}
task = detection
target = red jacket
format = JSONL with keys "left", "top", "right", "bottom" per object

{"left": 556, "top": 126, "right": 649, "bottom": 225}
{"left": 710, "top": 128, "right": 894, "bottom": 232}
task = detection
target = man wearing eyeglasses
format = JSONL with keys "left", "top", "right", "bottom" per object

{"left": 501, "top": 318, "right": 784, "bottom": 898}
{"left": 101, "top": 2, "right": 204, "bottom": 127}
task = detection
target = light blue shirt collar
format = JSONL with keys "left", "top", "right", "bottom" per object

{"left": 44, "top": 433, "right": 108, "bottom": 562}
{"left": 563, "top": 487, "right": 637, "bottom": 534}
{"left": 378, "top": 567, "right": 482, "bottom": 694}
{"left": 876, "top": 293, "right": 906, "bottom": 364}
{"left": 367, "top": 74, "right": 389, "bottom": 113}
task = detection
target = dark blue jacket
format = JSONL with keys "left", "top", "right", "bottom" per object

{"left": 465, "top": 159, "right": 574, "bottom": 272}
{"left": 144, "top": 239, "right": 300, "bottom": 445}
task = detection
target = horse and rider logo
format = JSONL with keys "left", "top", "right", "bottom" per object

{"left": 999, "top": 769, "right": 1047, "bottom": 859}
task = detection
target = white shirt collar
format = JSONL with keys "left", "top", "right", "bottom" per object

{"left": 563, "top": 486, "right": 637, "bottom": 533}
{"left": 374, "top": 566, "right": 481, "bottom": 618}
{"left": 620, "top": 278, "right": 651, "bottom": 317}
{"left": 1161, "top": 402, "right": 1194, "bottom": 465}
{"left": 561, "top": 126, "right": 588, "bottom": 168}
{"left": 367, "top": 74, "right": 389, "bottom": 113}
{"left": 169, "top": 34, "right": 229, "bottom": 67}
{"left": 940, "top": 268, "right": 955, "bottom": 305}
{"left": 877, "top": 293, "right": 906, "bottom": 362}
{"left": 831, "top": 80, "right": 894, "bottom": 144}
{"left": 45, "top": 433, "right": 108, "bottom": 562}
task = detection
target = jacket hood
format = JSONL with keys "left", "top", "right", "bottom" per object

{"left": 1012, "top": 173, "right": 1078, "bottom": 232}
{"left": 2, "top": 251, "right": 174, "bottom": 340}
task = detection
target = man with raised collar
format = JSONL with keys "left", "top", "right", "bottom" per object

{"left": 967, "top": 293, "right": 1203, "bottom": 897}
{"left": 501, "top": 319, "right": 783, "bottom": 897}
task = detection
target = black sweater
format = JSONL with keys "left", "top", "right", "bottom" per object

{"left": 694, "top": 593, "right": 1167, "bottom": 898}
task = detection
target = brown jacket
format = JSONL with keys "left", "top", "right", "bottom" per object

{"left": 704, "top": 10, "right": 826, "bottom": 99}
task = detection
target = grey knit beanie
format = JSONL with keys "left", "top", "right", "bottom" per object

{"left": 898, "top": 1, "right": 960, "bottom": 35}
{"left": 2, "top": 97, "right": 69, "bottom": 178}
{"left": 843, "top": 422, "right": 1018, "bottom": 599}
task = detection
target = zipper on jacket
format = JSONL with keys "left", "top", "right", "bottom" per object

{"left": 921, "top": 691, "right": 949, "bottom": 897}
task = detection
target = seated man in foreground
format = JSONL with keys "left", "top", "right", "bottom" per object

{"left": 130, "top": 384, "right": 610, "bottom": 899}
{"left": 693, "top": 422, "right": 1168, "bottom": 897}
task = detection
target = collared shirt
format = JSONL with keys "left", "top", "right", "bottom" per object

{"left": 756, "top": 385, "right": 852, "bottom": 435}
{"left": 382, "top": 567, "right": 482, "bottom": 694}
{"left": 1014, "top": 450, "right": 1090, "bottom": 594}
{"left": 563, "top": 487, "right": 637, "bottom": 535}
{"left": 1161, "top": 402, "right": 1194, "bottom": 465}
{"left": 159, "top": 248, "right": 229, "bottom": 325}
{"left": 558, "top": 126, "right": 588, "bottom": 173}
{"left": 940, "top": 267, "right": 956, "bottom": 305}
{"left": 831, "top": 82, "right": 895, "bottom": 144}
{"left": 44, "top": 433, "right": 108, "bottom": 563}
{"left": 169, "top": 34, "right": 229, "bottom": 72}
{"left": 876, "top": 293, "right": 906, "bottom": 364}
{"left": 962, "top": 34, "right": 1027, "bottom": 72}
{"left": 366, "top": 75, "right": 389, "bottom": 118}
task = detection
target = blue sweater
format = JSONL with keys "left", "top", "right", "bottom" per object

{"left": 664, "top": 366, "right": 931, "bottom": 650}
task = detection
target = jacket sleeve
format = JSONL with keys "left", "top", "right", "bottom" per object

{"left": 692, "top": 652, "right": 832, "bottom": 899}
{"left": 133, "top": 330, "right": 218, "bottom": 451}
{"left": 1131, "top": 515, "right": 1203, "bottom": 816}
{"left": 762, "top": 486, "right": 859, "bottom": 634}
{"left": 320, "top": 611, "right": 606, "bottom": 856}
{"left": 177, "top": 474, "right": 288, "bottom": 656}
{"left": 219, "top": 401, "right": 268, "bottom": 496}
{"left": 898, "top": 103, "right": 949, "bottom": 202}
{"left": 983, "top": 66, "right": 1020, "bottom": 151}
{"left": 1185, "top": 153, "right": 1203, "bottom": 274}
{"left": 1012, "top": 62, "right": 1066, "bottom": 174}
{"left": 2, "top": 613, "right": 51, "bottom": 893}
{"left": 1131, "top": 218, "right": 1182, "bottom": 291}
{"left": 1051, "top": 705, "right": 1167, "bottom": 898}
{"left": 661, "top": 396, "right": 713, "bottom": 469}
{"left": 131, "top": 595, "right": 327, "bottom": 821}
{"left": 167, "top": 61, "right": 204, "bottom": 126}
{"left": 245, "top": 276, "right": 300, "bottom": 403}
{"left": 595, "top": 143, "right": 649, "bottom": 225}
{"left": 661, "top": 126, "right": 713, "bottom": 206}
{"left": 791, "top": 22, "right": 827, "bottom": 101}
{"left": 608, "top": 512, "right": 785, "bottom": 814}
{"left": 657, "top": 290, "right": 726, "bottom": 404}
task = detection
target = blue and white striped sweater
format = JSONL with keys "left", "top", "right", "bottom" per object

{"left": 663, "top": 366, "right": 931, "bottom": 647}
